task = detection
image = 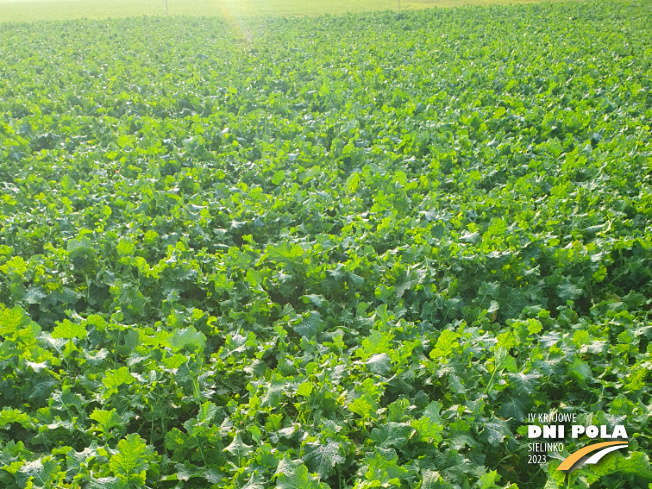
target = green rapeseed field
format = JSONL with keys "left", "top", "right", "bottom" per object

{"left": 1, "top": 0, "right": 573, "bottom": 22}
{"left": 0, "top": 0, "right": 650, "bottom": 488}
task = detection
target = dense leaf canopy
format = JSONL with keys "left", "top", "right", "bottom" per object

{"left": 0, "top": 1, "right": 651, "bottom": 488}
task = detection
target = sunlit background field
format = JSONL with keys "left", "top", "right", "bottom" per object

{"left": 0, "top": 0, "right": 575, "bottom": 22}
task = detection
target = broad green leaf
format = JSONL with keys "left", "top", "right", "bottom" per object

{"left": 0, "top": 306, "right": 32, "bottom": 336}
{"left": 498, "top": 396, "right": 528, "bottom": 422}
{"left": 224, "top": 433, "right": 252, "bottom": 463}
{"left": 90, "top": 408, "right": 122, "bottom": 435}
{"left": 293, "top": 311, "right": 323, "bottom": 338}
{"left": 568, "top": 356, "right": 592, "bottom": 383}
{"left": 430, "top": 330, "right": 461, "bottom": 359}
{"left": 51, "top": 319, "right": 87, "bottom": 340}
{"left": 109, "top": 434, "right": 153, "bottom": 483}
{"left": 491, "top": 347, "right": 518, "bottom": 373}
{"left": 591, "top": 451, "right": 652, "bottom": 481}
{"left": 358, "top": 330, "right": 394, "bottom": 360}
{"left": 302, "top": 441, "right": 345, "bottom": 479}
{"left": 370, "top": 422, "right": 414, "bottom": 449}
{"left": 262, "top": 374, "right": 287, "bottom": 408}
{"left": 362, "top": 448, "right": 408, "bottom": 484}
{"left": 0, "top": 408, "right": 35, "bottom": 429}
{"left": 346, "top": 173, "right": 360, "bottom": 193}
{"left": 557, "top": 279, "right": 582, "bottom": 301}
{"left": 478, "top": 419, "right": 512, "bottom": 446}
{"left": 116, "top": 239, "right": 136, "bottom": 256}
{"left": 16, "top": 457, "right": 61, "bottom": 487}
{"left": 366, "top": 352, "right": 392, "bottom": 376}
{"left": 276, "top": 462, "right": 326, "bottom": 489}
{"left": 349, "top": 396, "right": 376, "bottom": 420}
{"left": 477, "top": 470, "right": 501, "bottom": 489}
{"left": 271, "top": 170, "right": 286, "bottom": 185}
{"left": 268, "top": 242, "right": 304, "bottom": 264}
{"left": 296, "top": 381, "right": 313, "bottom": 397}
{"left": 0, "top": 256, "right": 28, "bottom": 277}
{"left": 412, "top": 402, "right": 444, "bottom": 444}
{"left": 168, "top": 326, "right": 207, "bottom": 353}
{"left": 421, "top": 470, "right": 454, "bottom": 489}
{"left": 102, "top": 367, "right": 135, "bottom": 390}
{"left": 24, "top": 286, "right": 46, "bottom": 305}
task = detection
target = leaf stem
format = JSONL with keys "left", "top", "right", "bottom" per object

{"left": 195, "top": 435, "right": 207, "bottom": 466}
{"left": 485, "top": 369, "right": 498, "bottom": 395}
